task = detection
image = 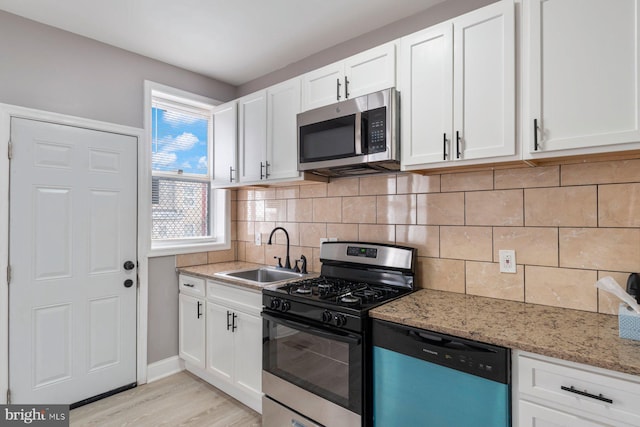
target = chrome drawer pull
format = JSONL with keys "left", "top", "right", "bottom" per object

{"left": 560, "top": 385, "right": 613, "bottom": 404}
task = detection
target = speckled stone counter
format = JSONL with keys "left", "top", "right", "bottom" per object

{"left": 370, "top": 289, "right": 640, "bottom": 377}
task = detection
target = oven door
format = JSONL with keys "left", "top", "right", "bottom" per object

{"left": 262, "top": 310, "right": 363, "bottom": 415}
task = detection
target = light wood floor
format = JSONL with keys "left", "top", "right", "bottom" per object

{"left": 70, "top": 371, "right": 261, "bottom": 426}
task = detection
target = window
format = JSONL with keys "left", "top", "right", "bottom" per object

{"left": 145, "top": 81, "right": 230, "bottom": 256}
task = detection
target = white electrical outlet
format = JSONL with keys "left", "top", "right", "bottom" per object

{"left": 499, "top": 250, "right": 516, "bottom": 273}
{"left": 255, "top": 232, "right": 262, "bottom": 246}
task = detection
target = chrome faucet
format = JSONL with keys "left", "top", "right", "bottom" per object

{"left": 267, "top": 227, "right": 291, "bottom": 270}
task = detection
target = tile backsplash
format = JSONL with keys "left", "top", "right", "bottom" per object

{"left": 178, "top": 158, "right": 640, "bottom": 315}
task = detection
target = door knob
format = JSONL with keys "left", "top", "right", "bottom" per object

{"left": 124, "top": 279, "right": 134, "bottom": 288}
{"left": 123, "top": 261, "right": 135, "bottom": 271}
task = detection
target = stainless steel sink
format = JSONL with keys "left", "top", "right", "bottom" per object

{"left": 215, "top": 267, "right": 305, "bottom": 284}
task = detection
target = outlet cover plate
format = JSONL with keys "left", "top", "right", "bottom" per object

{"left": 499, "top": 250, "right": 516, "bottom": 273}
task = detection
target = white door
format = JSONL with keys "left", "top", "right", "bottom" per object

{"left": 178, "top": 294, "right": 205, "bottom": 369}
{"left": 344, "top": 42, "right": 396, "bottom": 99}
{"left": 302, "top": 62, "right": 345, "bottom": 111}
{"left": 212, "top": 101, "right": 238, "bottom": 186}
{"left": 266, "top": 77, "right": 301, "bottom": 181}
{"left": 233, "top": 310, "right": 262, "bottom": 397}
{"left": 238, "top": 90, "right": 267, "bottom": 183}
{"left": 206, "top": 301, "right": 234, "bottom": 382}
{"left": 9, "top": 118, "right": 137, "bottom": 404}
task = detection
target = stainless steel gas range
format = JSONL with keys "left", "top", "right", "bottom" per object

{"left": 261, "top": 241, "right": 416, "bottom": 427}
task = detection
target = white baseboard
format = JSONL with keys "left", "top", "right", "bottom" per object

{"left": 146, "top": 356, "right": 185, "bottom": 383}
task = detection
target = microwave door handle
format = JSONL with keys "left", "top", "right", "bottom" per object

{"left": 355, "top": 111, "right": 363, "bottom": 155}
{"left": 261, "top": 312, "right": 361, "bottom": 345}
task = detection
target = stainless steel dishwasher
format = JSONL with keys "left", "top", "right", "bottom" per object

{"left": 372, "top": 319, "right": 510, "bottom": 427}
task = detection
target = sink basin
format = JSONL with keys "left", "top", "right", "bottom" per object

{"left": 215, "top": 267, "right": 305, "bottom": 284}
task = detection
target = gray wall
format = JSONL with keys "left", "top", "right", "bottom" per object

{"left": 237, "top": 0, "right": 496, "bottom": 96}
{"left": 0, "top": 11, "right": 236, "bottom": 128}
{"left": 147, "top": 256, "right": 179, "bottom": 364}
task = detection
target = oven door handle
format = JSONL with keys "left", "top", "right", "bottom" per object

{"left": 262, "top": 312, "right": 361, "bottom": 345}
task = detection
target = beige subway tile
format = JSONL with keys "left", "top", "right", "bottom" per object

{"left": 230, "top": 220, "right": 238, "bottom": 241}
{"left": 343, "top": 196, "right": 377, "bottom": 223}
{"left": 208, "top": 244, "right": 236, "bottom": 264}
{"left": 236, "top": 200, "right": 248, "bottom": 221}
{"left": 562, "top": 159, "right": 640, "bottom": 186}
{"left": 245, "top": 243, "right": 265, "bottom": 264}
{"left": 525, "top": 186, "right": 597, "bottom": 227}
{"left": 440, "top": 226, "right": 492, "bottom": 262}
{"left": 236, "top": 241, "right": 246, "bottom": 261}
{"left": 441, "top": 170, "right": 493, "bottom": 192}
{"left": 415, "top": 257, "right": 465, "bottom": 293}
{"left": 264, "top": 199, "right": 287, "bottom": 222}
{"left": 327, "top": 223, "right": 359, "bottom": 241}
{"left": 287, "top": 198, "right": 313, "bottom": 222}
{"left": 599, "top": 183, "right": 640, "bottom": 227}
{"left": 176, "top": 252, "right": 208, "bottom": 267}
{"left": 525, "top": 266, "right": 598, "bottom": 311}
{"left": 236, "top": 188, "right": 254, "bottom": 201}
{"left": 300, "top": 223, "right": 327, "bottom": 247}
{"left": 273, "top": 222, "right": 299, "bottom": 246}
{"left": 416, "top": 193, "right": 465, "bottom": 225}
{"left": 493, "top": 227, "right": 558, "bottom": 267}
{"left": 397, "top": 173, "right": 440, "bottom": 194}
{"left": 276, "top": 186, "right": 300, "bottom": 200}
{"left": 358, "top": 224, "right": 395, "bottom": 243}
{"left": 597, "top": 271, "right": 633, "bottom": 315}
{"left": 231, "top": 200, "right": 238, "bottom": 221}
{"left": 242, "top": 200, "right": 265, "bottom": 221}
{"left": 559, "top": 228, "right": 640, "bottom": 272}
{"left": 255, "top": 221, "right": 276, "bottom": 243}
{"left": 254, "top": 188, "right": 276, "bottom": 200}
{"left": 396, "top": 225, "right": 439, "bottom": 258}
{"left": 359, "top": 174, "right": 396, "bottom": 195}
{"left": 466, "top": 190, "right": 523, "bottom": 226}
{"left": 300, "top": 183, "right": 327, "bottom": 198}
{"left": 466, "top": 261, "right": 525, "bottom": 301}
{"left": 229, "top": 189, "right": 238, "bottom": 201}
{"left": 236, "top": 221, "right": 255, "bottom": 242}
{"left": 494, "top": 166, "right": 559, "bottom": 189}
{"left": 328, "top": 177, "right": 360, "bottom": 196}
{"left": 311, "top": 247, "right": 322, "bottom": 273}
{"left": 377, "top": 195, "right": 416, "bottom": 224}
{"left": 313, "top": 197, "right": 342, "bottom": 223}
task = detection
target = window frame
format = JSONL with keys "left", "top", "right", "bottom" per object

{"left": 143, "top": 81, "right": 230, "bottom": 257}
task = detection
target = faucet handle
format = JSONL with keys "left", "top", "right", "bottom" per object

{"left": 293, "top": 260, "right": 301, "bottom": 273}
{"left": 273, "top": 256, "right": 283, "bottom": 268}
{"left": 298, "top": 255, "right": 308, "bottom": 274}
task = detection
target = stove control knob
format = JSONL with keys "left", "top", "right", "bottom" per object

{"left": 281, "top": 301, "right": 291, "bottom": 312}
{"left": 322, "top": 310, "right": 333, "bottom": 323}
{"left": 334, "top": 314, "right": 347, "bottom": 327}
{"left": 270, "top": 298, "right": 281, "bottom": 310}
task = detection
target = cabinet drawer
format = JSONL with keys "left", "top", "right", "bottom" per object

{"left": 518, "top": 354, "right": 640, "bottom": 425}
{"left": 179, "top": 274, "right": 206, "bottom": 298}
{"left": 207, "top": 280, "right": 261, "bottom": 312}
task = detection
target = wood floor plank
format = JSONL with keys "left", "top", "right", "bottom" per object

{"left": 70, "top": 371, "right": 261, "bottom": 426}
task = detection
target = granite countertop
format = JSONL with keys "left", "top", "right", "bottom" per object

{"left": 370, "top": 289, "right": 640, "bottom": 377}
{"left": 177, "top": 261, "right": 316, "bottom": 291}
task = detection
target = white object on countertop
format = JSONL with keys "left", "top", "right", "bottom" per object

{"left": 595, "top": 276, "right": 640, "bottom": 314}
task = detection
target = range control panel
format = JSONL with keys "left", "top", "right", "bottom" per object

{"left": 347, "top": 246, "right": 378, "bottom": 258}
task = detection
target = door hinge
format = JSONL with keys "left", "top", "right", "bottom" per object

{"left": 6, "top": 265, "right": 11, "bottom": 285}
{"left": 7, "top": 140, "right": 12, "bottom": 159}
{"left": 6, "top": 388, "right": 11, "bottom": 404}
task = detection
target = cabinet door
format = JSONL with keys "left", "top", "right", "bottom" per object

{"left": 302, "top": 62, "right": 344, "bottom": 111}
{"left": 233, "top": 311, "right": 263, "bottom": 397}
{"left": 525, "top": 0, "right": 640, "bottom": 157}
{"left": 212, "top": 101, "right": 238, "bottom": 186}
{"left": 519, "top": 400, "right": 609, "bottom": 427}
{"left": 400, "top": 22, "right": 454, "bottom": 168}
{"left": 344, "top": 42, "right": 396, "bottom": 99}
{"left": 178, "top": 294, "right": 205, "bottom": 369}
{"left": 266, "top": 77, "right": 301, "bottom": 181}
{"left": 238, "top": 90, "right": 267, "bottom": 183}
{"left": 453, "top": 0, "right": 515, "bottom": 160}
{"left": 206, "top": 301, "right": 234, "bottom": 382}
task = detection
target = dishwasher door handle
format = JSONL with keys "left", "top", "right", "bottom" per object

{"left": 408, "top": 330, "right": 494, "bottom": 353}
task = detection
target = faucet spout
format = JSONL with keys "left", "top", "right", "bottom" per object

{"left": 267, "top": 227, "right": 291, "bottom": 270}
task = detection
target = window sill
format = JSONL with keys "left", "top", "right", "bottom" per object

{"left": 148, "top": 239, "right": 230, "bottom": 258}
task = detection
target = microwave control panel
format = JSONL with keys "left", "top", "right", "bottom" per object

{"left": 365, "top": 107, "right": 387, "bottom": 154}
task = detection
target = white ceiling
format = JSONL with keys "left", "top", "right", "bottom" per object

{"left": 0, "top": 0, "right": 444, "bottom": 86}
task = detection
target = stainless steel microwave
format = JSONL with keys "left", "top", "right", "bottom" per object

{"left": 297, "top": 88, "right": 399, "bottom": 177}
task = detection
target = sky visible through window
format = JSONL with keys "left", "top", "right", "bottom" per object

{"left": 151, "top": 107, "right": 208, "bottom": 175}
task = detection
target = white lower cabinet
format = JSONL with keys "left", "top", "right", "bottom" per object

{"left": 178, "top": 293, "right": 205, "bottom": 369}
{"left": 178, "top": 275, "right": 263, "bottom": 413}
{"left": 514, "top": 351, "right": 640, "bottom": 427}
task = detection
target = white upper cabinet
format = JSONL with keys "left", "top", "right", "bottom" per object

{"left": 212, "top": 101, "right": 238, "bottom": 186}
{"left": 523, "top": 0, "right": 640, "bottom": 158}
{"left": 401, "top": 0, "right": 516, "bottom": 170}
{"left": 266, "top": 77, "right": 302, "bottom": 181}
{"left": 238, "top": 90, "right": 267, "bottom": 183}
{"left": 302, "top": 42, "right": 396, "bottom": 111}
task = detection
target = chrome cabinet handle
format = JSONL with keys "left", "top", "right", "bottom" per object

{"left": 345, "top": 77, "right": 350, "bottom": 99}
{"left": 561, "top": 385, "right": 613, "bottom": 404}
{"left": 336, "top": 78, "right": 342, "bottom": 101}
{"left": 226, "top": 310, "right": 232, "bottom": 331}
{"left": 260, "top": 161, "right": 265, "bottom": 179}
{"left": 229, "top": 166, "right": 235, "bottom": 182}
{"left": 265, "top": 161, "right": 271, "bottom": 179}
{"left": 232, "top": 313, "right": 238, "bottom": 332}
{"left": 534, "top": 118, "right": 540, "bottom": 151}
{"left": 443, "top": 133, "right": 448, "bottom": 160}
{"left": 197, "top": 301, "right": 202, "bottom": 319}
{"left": 456, "top": 131, "right": 461, "bottom": 159}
